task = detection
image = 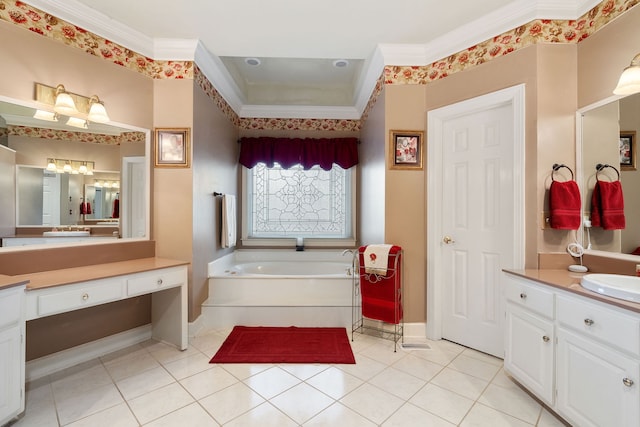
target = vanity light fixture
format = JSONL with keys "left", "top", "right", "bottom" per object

{"left": 35, "top": 83, "right": 111, "bottom": 125}
{"left": 53, "top": 84, "right": 79, "bottom": 116}
{"left": 33, "top": 110, "right": 58, "bottom": 122}
{"left": 66, "top": 117, "right": 88, "bottom": 129}
{"left": 613, "top": 53, "right": 640, "bottom": 95}
{"left": 87, "top": 95, "right": 110, "bottom": 123}
{"left": 45, "top": 158, "right": 95, "bottom": 175}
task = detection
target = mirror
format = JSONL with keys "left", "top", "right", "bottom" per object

{"left": 579, "top": 92, "right": 640, "bottom": 255}
{"left": 0, "top": 96, "right": 150, "bottom": 249}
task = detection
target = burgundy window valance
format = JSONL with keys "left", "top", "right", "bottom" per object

{"left": 238, "top": 137, "right": 359, "bottom": 171}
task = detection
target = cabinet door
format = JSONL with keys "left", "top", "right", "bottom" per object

{"left": 0, "top": 325, "right": 23, "bottom": 425}
{"left": 557, "top": 328, "right": 640, "bottom": 427}
{"left": 505, "top": 302, "right": 555, "bottom": 405}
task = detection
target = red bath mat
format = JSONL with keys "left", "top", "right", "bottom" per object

{"left": 210, "top": 326, "right": 356, "bottom": 364}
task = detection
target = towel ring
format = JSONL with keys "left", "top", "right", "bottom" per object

{"left": 551, "top": 163, "right": 574, "bottom": 181}
{"left": 595, "top": 163, "right": 620, "bottom": 181}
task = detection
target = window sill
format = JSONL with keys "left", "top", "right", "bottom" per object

{"left": 241, "top": 237, "right": 356, "bottom": 248}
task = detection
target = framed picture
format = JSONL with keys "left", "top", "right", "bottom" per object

{"left": 390, "top": 130, "right": 424, "bottom": 170}
{"left": 619, "top": 130, "right": 636, "bottom": 171}
{"left": 154, "top": 128, "right": 191, "bottom": 168}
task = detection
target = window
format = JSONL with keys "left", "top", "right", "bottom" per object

{"left": 244, "top": 162, "right": 354, "bottom": 245}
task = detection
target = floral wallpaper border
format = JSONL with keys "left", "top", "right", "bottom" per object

{"left": 7, "top": 125, "right": 145, "bottom": 145}
{"left": 384, "top": 0, "right": 639, "bottom": 84}
{"left": 1, "top": 0, "right": 638, "bottom": 132}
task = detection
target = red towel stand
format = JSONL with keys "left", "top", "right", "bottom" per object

{"left": 351, "top": 245, "right": 404, "bottom": 351}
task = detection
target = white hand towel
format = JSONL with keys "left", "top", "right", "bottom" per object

{"left": 221, "top": 195, "right": 237, "bottom": 248}
{"left": 363, "top": 244, "right": 393, "bottom": 275}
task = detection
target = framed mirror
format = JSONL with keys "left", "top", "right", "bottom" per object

{"left": 578, "top": 92, "right": 640, "bottom": 257}
{"left": 0, "top": 95, "right": 150, "bottom": 249}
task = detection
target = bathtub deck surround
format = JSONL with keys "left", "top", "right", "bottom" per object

{"left": 204, "top": 250, "right": 355, "bottom": 329}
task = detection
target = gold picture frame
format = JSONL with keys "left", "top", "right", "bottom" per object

{"left": 154, "top": 128, "right": 191, "bottom": 168}
{"left": 390, "top": 130, "right": 424, "bottom": 170}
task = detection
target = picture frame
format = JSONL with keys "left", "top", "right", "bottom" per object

{"left": 619, "top": 130, "right": 636, "bottom": 171}
{"left": 154, "top": 128, "right": 191, "bottom": 168}
{"left": 390, "top": 130, "right": 424, "bottom": 170}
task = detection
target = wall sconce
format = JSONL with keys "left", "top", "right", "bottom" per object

{"left": 35, "top": 83, "right": 111, "bottom": 125}
{"left": 46, "top": 158, "right": 95, "bottom": 175}
{"left": 613, "top": 53, "right": 640, "bottom": 95}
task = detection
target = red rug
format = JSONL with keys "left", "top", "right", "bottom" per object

{"left": 210, "top": 326, "right": 356, "bottom": 364}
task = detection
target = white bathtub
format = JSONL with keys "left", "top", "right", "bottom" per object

{"left": 203, "top": 250, "right": 355, "bottom": 328}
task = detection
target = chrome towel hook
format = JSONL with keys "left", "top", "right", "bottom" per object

{"left": 552, "top": 163, "right": 574, "bottom": 181}
{"left": 595, "top": 163, "right": 620, "bottom": 181}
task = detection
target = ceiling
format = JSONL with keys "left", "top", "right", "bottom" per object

{"left": 24, "top": 0, "right": 601, "bottom": 119}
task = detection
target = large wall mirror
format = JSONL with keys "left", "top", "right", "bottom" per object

{"left": 0, "top": 95, "right": 150, "bottom": 249}
{"left": 579, "top": 92, "right": 640, "bottom": 256}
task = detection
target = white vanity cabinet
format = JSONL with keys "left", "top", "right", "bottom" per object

{"left": 504, "top": 275, "right": 555, "bottom": 405}
{"left": 504, "top": 271, "right": 640, "bottom": 427}
{"left": 0, "top": 284, "right": 26, "bottom": 426}
{"left": 556, "top": 296, "right": 640, "bottom": 427}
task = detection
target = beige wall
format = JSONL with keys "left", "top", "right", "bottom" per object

{"left": 190, "top": 84, "right": 239, "bottom": 320}
{"left": 359, "top": 88, "right": 387, "bottom": 245}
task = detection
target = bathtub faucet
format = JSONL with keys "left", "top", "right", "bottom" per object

{"left": 296, "top": 237, "right": 304, "bottom": 251}
{"left": 341, "top": 249, "right": 354, "bottom": 257}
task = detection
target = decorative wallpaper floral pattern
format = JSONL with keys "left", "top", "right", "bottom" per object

{"left": 0, "top": 1, "right": 193, "bottom": 80}
{"left": 384, "top": 0, "right": 640, "bottom": 84}
{"left": 7, "top": 125, "right": 144, "bottom": 145}
{"left": 1, "top": 0, "right": 638, "bottom": 131}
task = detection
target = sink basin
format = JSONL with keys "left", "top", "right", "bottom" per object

{"left": 581, "top": 274, "right": 640, "bottom": 303}
{"left": 42, "top": 231, "right": 90, "bottom": 237}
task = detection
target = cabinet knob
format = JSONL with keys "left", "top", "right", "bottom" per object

{"left": 519, "top": 293, "right": 527, "bottom": 299}
{"left": 584, "top": 318, "right": 594, "bottom": 326}
{"left": 542, "top": 335, "right": 550, "bottom": 343}
{"left": 82, "top": 293, "right": 89, "bottom": 301}
{"left": 623, "top": 377, "right": 634, "bottom": 387}
{"left": 157, "top": 278, "right": 163, "bottom": 286}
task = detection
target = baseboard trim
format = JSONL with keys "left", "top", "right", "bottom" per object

{"left": 26, "top": 325, "right": 152, "bottom": 382}
{"left": 188, "top": 314, "right": 206, "bottom": 337}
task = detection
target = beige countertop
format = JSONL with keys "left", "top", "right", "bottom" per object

{"left": 504, "top": 269, "right": 640, "bottom": 314}
{"left": 0, "top": 274, "right": 29, "bottom": 291}
{"left": 11, "top": 257, "right": 189, "bottom": 291}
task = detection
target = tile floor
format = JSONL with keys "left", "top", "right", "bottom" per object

{"left": 11, "top": 329, "right": 569, "bottom": 426}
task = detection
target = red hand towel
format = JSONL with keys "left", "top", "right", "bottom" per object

{"left": 86, "top": 202, "right": 92, "bottom": 215}
{"left": 112, "top": 199, "right": 119, "bottom": 219}
{"left": 591, "top": 181, "right": 625, "bottom": 230}
{"left": 80, "top": 202, "right": 86, "bottom": 215}
{"left": 549, "top": 180, "right": 581, "bottom": 230}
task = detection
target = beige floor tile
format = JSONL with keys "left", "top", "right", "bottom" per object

{"left": 54, "top": 383, "right": 124, "bottom": 425}
{"left": 304, "top": 402, "right": 377, "bottom": 427}
{"left": 243, "top": 366, "right": 300, "bottom": 399}
{"left": 103, "top": 351, "right": 161, "bottom": 382}
{"left": 161, "top": 352, "right": 214, "bottom": 380}
{"left": 392, "top": 353, "right": 445, "bottom": 382}
{"left": 225, "top": 402, "right": 297, "bottom": 427}
{"left": 115, "top": 365, "right": 175, "bottom": 400}
{"left": 409, "top": 383, "right": 474, "bottom": 425}
{"left": 64, "top": 402, "right": 138, "bottom": 427}
{"left": 144, "top": 402, "right": 220, "bottom": 427}
{"left": 478, "top": 383, "right": 542, "bottom": 424}
{"left": 305, "top": 366, "right": 364, "bottom": 400}
{"left": 179, "top": 365, "right": 239, "bottom": 400}
{"left": 461, "top": 403, "right": 535, "bottom": 427}
{"left": 198, "top": 382, "right": 265, "bottom": 424}
{"left": 382, "top": 402, "right": 456, "bottom": 427}
{"left": 278, "top": 363, "right": 329, "bottom": 381}
{"left": 336, "top": 353, "right": 387, "bottom": 381}
{"left": 339, "top": 383, "right": 405, "bottom": 425}
{"left": 127, "top": 382, "right": 194, "bottom": 424}
{"left": 270, "top": 383, "right": 335, "bottom": 424}
{"left": 431, "top": 367, "right": 490, "bottom": 400}
{"left": 448, "top": 354, "right": 502, "bottom": 381}
{"left": 369, "top": 366, "right": 427, "bottom": 400}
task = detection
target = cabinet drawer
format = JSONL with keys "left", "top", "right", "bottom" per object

{"left": 557, "top": 295, "right": 640, "bottom": 357}
{"left": 37, "top": 279, "right": 124, "bottom": 317}
{"left": 505, "top": 276, "right": 554, "bottom": 319}
{"left": 126, "top": 267, "right": 185, "bottom": 296}
{"left": 0, "top": 286, "right": 24, "bottom": 330}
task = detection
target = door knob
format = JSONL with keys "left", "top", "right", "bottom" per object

{"left": 442, "top": 236, "right": 455, "bottom": 244}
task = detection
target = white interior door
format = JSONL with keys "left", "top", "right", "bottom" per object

{"left": 427, "top": 85, "right": 525, "bottom": 358}
{"left": 121, "top": 156, "right": 147, "bottom": 238}
{"left": 42, "top": 170, "right": 60, "bottom": 226}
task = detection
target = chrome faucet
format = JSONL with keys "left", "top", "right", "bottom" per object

{"left": 296, "top": 237, "right": 304, "bottom": 251}
{"left": 341, "top": 249, "right": 354, "bottom": 257}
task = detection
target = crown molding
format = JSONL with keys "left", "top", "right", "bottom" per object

{"left": 0, "top": 114, "right": 123, "bottom": 135}
{"left": 153, "top": 39, "right": 199, "bottom": 61}
{"left": 238, "top": 105, "right": 361, "bottom": 120}
{"left": 24, "top": 0, "right": 155, "bottom": 58}
{"left": 354, "top": 47, "right": 386, "bottom": 114}
{"left": 194, "top": 42, "right": 245, "bottom": 113}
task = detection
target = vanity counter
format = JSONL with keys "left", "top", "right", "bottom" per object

{"left": 0, "top": 275, "right": 29, "bottom": 291}
{"left": 13, "top": 257, "right": 189, "bottom": 290}
{"left": 504, "top": 269, "right": 640, "bottom": 314}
